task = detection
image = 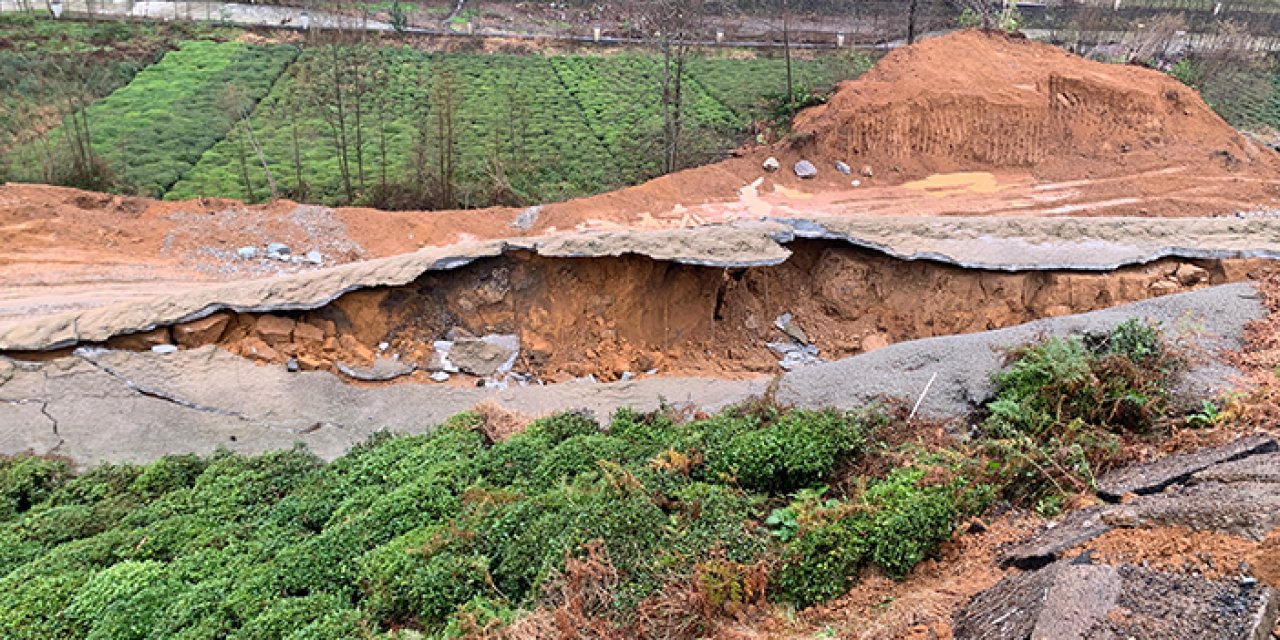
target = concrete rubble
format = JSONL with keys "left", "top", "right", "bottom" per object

{"left": 970, "top": 433, "right": 1280, "bottom": 639}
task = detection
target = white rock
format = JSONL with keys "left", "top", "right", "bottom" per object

{"left": 835, "top": 161, "right": 852, "bottom": 175}
{"left": 150, "top": 344, "right": 178, "bottom": 354}
{"left": 762, "top": 156, "right": 781, "bottom": 172}
{"left": 793, "top": 159, "right": 818, "bottom": 179}
{"left": 236, "top": 246, "right": 258, "bottom": 259}
{"left": 305, "top": 250, "right": 323, "bottom": 265}
{"left": 430, "top": 371, "right": 450, "bottom": 382}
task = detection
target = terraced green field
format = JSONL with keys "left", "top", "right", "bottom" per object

{"left": 3, "top": 16, "right": 871, "bottom": 207}
{"left": 0, "top": 15, "right": 241, "bottom": 169}
{"left": 171, "top": 48, "right": 867, "bottom": 207}
{"left": 8, "top": 40, "right": 297, "bottom": 197}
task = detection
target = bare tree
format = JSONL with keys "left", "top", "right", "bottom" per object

{"left": 302, "top": 27, "right": 358, "bottom": 202}
{"left": 635, "top": 0, "right": 710, "bottom": 174}
{"left": 429, "top": 69, "right": 460, "bottom": 209}
{"left": 31, "top": 59, "right": 113, "bottom": 191}
{"left": 220, "top": 84, "right": 278, "bottom": 202}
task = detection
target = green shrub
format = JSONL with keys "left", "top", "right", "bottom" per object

{"left": 706, "top": 409, "right": 871, "bottom": 493}
{"left": 232, "top": 593, "right": 349, "bottom": 640}
{"left": 480, "top": 476, "right": 666, "bottom": 602}
{"left": 523, "top": 411, "right": 601, "bottom": 445}
{"left": 664, "top": 482, "right": 769, "bottom": 565}
{"left": 982, "top": 319, "right": 1177, "bottom": 507}
{"left": 531, "top": 434, "right": 633, "bottom": 489}
{"left": 131, "top": 454, "right": 207, "bottom": 499}
{"left": 0, "top": 455, "right": 72, "bottom": 521}
{"left": 862, "top": 467, "right": 967, "bottom": 578}
{"left": 285, "top": 607, "right": 367, "bottom": 640}
{"left": 360, "top": 526, "right": 494, "bottom": 628}
{"left": 64, "top": 560, "right": 182, "bottom": 640}
{"left": 773, "top": 514, "right": 866, "bottom": 609}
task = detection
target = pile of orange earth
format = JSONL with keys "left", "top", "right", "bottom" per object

{"left": 790, "top": 29, "right": 1279, "bottom": 184}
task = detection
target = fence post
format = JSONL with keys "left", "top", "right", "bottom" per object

{"left": 836, "top": 32, "right": 844, "bottom": 47}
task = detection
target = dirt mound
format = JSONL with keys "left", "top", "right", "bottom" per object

{"left": 792, "top": 30, "right": 1279, "bottom": 182}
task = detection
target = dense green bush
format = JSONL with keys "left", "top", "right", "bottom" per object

{"left": 0, "top": 455, "right": 72, "bottom": 520}
{"left": 0, "top": 396, "right": 1009, "bottom": 635}
{"left": 982, "top": 319, "right": 1180, "bottom": 512}
{"left": 706, "top": 409, "right": 873, "bottom": 493}
{"left": 774, "top": 512, "right": 866, "bottom": 609}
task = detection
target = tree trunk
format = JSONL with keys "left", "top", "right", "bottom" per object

{"left": 908, "top": 0, "right": 919, "bottom": 44}
{"left": 783, "top": 0, "right": 794, "bottom": 111}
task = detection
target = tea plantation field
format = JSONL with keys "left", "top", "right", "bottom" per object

{"left": 0, "top": 15, "right": 241, "bottom": 159}
{"left": 1, "top": 17, "right": 871, "bottom": 207}
{"left": 7, "top": 39, "right": 297, "bottom": 197}
{"left": 169, "top": 48, "right": 869, "bottom": 207}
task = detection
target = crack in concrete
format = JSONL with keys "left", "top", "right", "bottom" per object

{"left": 72, "top": 348, "right": 313, "bottom": 436}
{"left": 38, "top": 402, "right": 58, "bottom": 436}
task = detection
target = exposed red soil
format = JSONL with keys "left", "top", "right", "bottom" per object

{"left": 104, "top": 244, "right": 1262, "bottom": 383}
{"left": 793, "top": 30, "right": 1280, "bottom": 188}
{"left": 1076, "top": 526, "right": 1262, "bottom": 582}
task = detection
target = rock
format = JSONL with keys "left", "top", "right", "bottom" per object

{"left": 793, "top": 159, "right": 817, "bottom": 178}
{"left": 766, "top": 340, "right": 821, "bottom": 370}
{"left": 1193, "top": 451, "right": 1280, "bottom": 484}
{"left": 860, "top": 333, "right": 890, "bottom": 352}
{"left": 511, "top": 205, "right": 542, "bottom": 231}
{"left": 1149, "top": 279, "right": 1180, "bottom": 295}
{"left": 266, "top": 242, "right": 291, "bottom": 258}
{"left": 1000, "top": 505, "right": 1113, "bottom": 570}
{"left": 286, "top": 358, "right": 299, "bottom": 372}
{"left": 150, "top": 344, "right": 178, "bottom": 355}
{"left": 429, "top": 371, "right": 450, "bottom": 383}
{"left": 241, "top": 337, "right": 280, "bottom": 362}
{"left": 106, "top": 327, "right": 171, "bottom": 351}
{"left": 172, "top": 313, "right": 231, "bottom": 348}
{"left": 335, "top": 357, "right": 416, "bottom": 382}
{"left": 1096, "top": 434, "right": 1278, "bottom": 502}
{"left": 859, "top": 165, "right": 874, "bottom": 177}
{"left": 773, "top": 313, "right": 809, "bottom": 344}
{"left": 835, "top": 161, "right": 852, "bottom": 175}
{"left": 1105, "top": 480, "right": 1280, "bottom": 541}
{"left": 253, "top": 315, "right": 297, "bottom": 347}
{"left": 291, "top": 322, "right": 326, "bottom": 347}
{"left": 305, "top": 250, "right": 323, "bottom": 265}
{"left": 236, "top": 246, "right": 258, "bottom": 259}
{"left": 850, "top": 179, "right": 861, "bottom": 187}
{"left": 1175, "top": 263, "right": 1210, "bottom": 286}
{"left": 423, "top": 340, "right": 459, "bottom": 373}
{"left": 955, "top": 560, "right": 1279, "bottom": 640}
{"left": 762, "top": 156, "right": 780, "bottom": 172}
{"left": 450, "top": 335, "right": 519, "bottom": 377}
